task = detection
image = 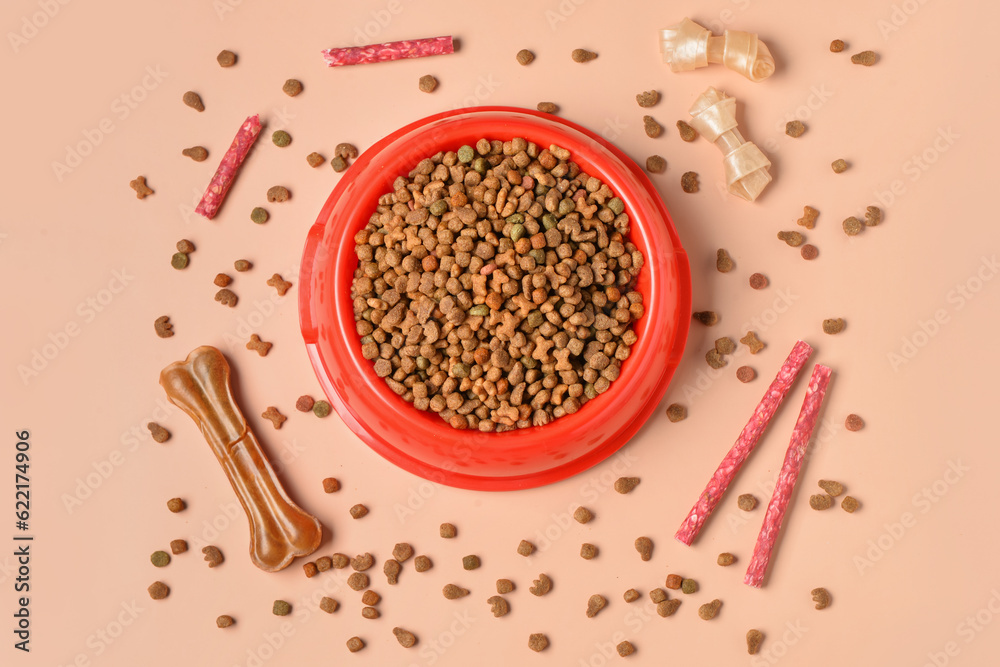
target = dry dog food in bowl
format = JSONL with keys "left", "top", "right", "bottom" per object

{"left": 300, "top": 107, "right": 690, "bottom": 490}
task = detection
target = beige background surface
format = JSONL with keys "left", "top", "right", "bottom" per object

{"left": 3, "top": 0, "right": 1000, "bottom": 665}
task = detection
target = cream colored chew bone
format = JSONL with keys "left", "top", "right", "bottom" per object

{"left": 688, "top": 87, "right": 772, "bottom": 202}
{"left": 160, "top": 346, "right": 323, "bottom": 572}
{"left": 660, "top": 17, "right": 775, "bottom": 82}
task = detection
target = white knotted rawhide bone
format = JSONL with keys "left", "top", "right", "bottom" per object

{"left": 688, "top": 87, "right": 772, "bottom": 202}
{"left": 660, "top": 17, "right": 775, "bottom": 82}
{"left": 160, "top": 346, "right": 323, "bottom": 572}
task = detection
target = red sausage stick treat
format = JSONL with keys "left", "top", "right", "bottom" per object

{"left": 321, "top": 36, "right": 454, "bottom": 67}
{"left": 195, "top": 114, "right": 262, "bottom": 220}
{"left": 744, "top": 364, "right": 832, "bottom": 588}
{"left": 160, "top": 346, "right": 322, "bottom": 572}
{"left": 675, "top": 340, "right": 813, "bottom": 545}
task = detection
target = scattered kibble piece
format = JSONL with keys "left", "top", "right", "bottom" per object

{"left": 646, "top": 155, "right": 666, "bottom": 173}
{"left": 147, "top": 581, "right": 169, "bottom": 600}
{"left": 830, "top": 40, "right": 845, "bottom": 53}
{"left": 273, "top": 600, "right": 291, "bottom": 616}
{"left": 851, "top": 50, "right": 877, "bottom": 66}
{"left": 517, "top": 540, "right": 535, "bottom": 557}
{"left": 463, "top": 555, "right": 481, "bottom": 570}
{"left": 313, "top": 401, "right": 331, "bottom": 418}
{"left": 865, "top": 205, "right": 882, "bottom": 227}
{"left": 182, "top": 146, "right": 208, "bottom": 162}
{"left": 831, "top": 159, "right": 848, "bottom": 173}
{"left": 516, "top": 49, "right": 535, "bottom": 65}
{"left": 798, "top": 206, "right": 819, "bottom": 229}
{"left": 414, "top": 555, "right": 432, "bottom": 572}
{"left": 615, "top": 477, "right": 640, "bottom": 494}
{"left": 636, "top": 90, "right": 659, "bottom": 107}
{"left": 282, "top": 79, "right": 303, "bottom": 97}
{"left": 785, "top": 120, "right": 806, "bottom": 138}
{"left": 649, "top": 588, "right": 667, "bottom": 604}
{"left": 267, "top": 273, "right": 293, "bottom": 296}
{"left": 393, "top": 543, "right": 414, "bottom": 562}
{"left": 443, "top": 584, "right": 469, "bottom": 600}
{"left": 393, "top": 627, "right": 417, "bottom": 648}
{"left": 716, "top": 337, "right": 735, "bottom": 355}
{"left": 214, "top": 273, "right": 232, "bottom": 288}
{"left": 497, "top": 579, "right": 514, "bottom": 594}
{"left": 418, "top": 74, "right": 438, "bottom": 93}
{"left": 303, "top": 561, "right": 318, "bottom": 578}
{"left": 306, "top": 152, "right": 325, "bottom": 168}
{"left": 536, "top": 102, "right": 559, "bottom": 114}
{"left": 573, "top": 507, "right": 594, "bottom": 524}
{"left": 335, "top": 143, "right": 359, "bottom": 160}
{"left": 738, "top": 494, "right": 758, "bottom": 511}
{"left": 351, "top": 553, "right": 374, "bottom": 571}
{"left": 634, "top": 536, "right": 653, "bottom": 561}
{"left": 624, "top": 589, "right": 640, "bottom": 602}
{"left": 665, "top": 574, "right": 683, "bottom": 590}
{"left": 215, "top": 288, "right": 238, "bottom": 307}
{"left": 331, "top": 156, "right": 348, "bottom": 172}
{"left": 488, "top": 595, "right": 510, "bottom": 617}
{"left": 147, "top": 422, "right": 170, "bottom": 443}
{"left": 822, "top": 318, "right": 846, "bottom": 334}
{"left": 266, "top": 186, "right": 290, "bottom": 203}
{"left": 175, "top": 239, "right": 195, "bottom": 254}
{"left": 528, "top": 633, "right": 549, "bottom": 652}
{"left": 811, "top": 587, "right": 831, "bottom": 609}
{"left": 130, "top": 175, "right": 153, "bottom": 199}
{"left": 842, "top": 216, "right": 863, "bottom": 236}
{"left": 681, "top": 171, "right": 699, "bottom": 193}
{"left": 643, "top": 115, "right": 663, "bottom": 138}
{"left": 706, "top": 348, "right": 726, "bottom": 370}
{"left": 331, "top": 553, "right": 349, "bottom": 568}
{"left": 166, "top": 498, "right": 185, "bottom": 513}
{"left": 666, "top": 403, "right": 687, "bottom": 422}
{"left": 182, "top": 91, "right": 204, "bottom": 111}
{"left": 234, "top": 259, "right": 251, "bottom": 272}
{"left": 202, "top": 546, "right": 224, "bottom": 568}
{"left": 842, "top": 496, "right": 860, "bottom": 513}
{"left": 150, "top": 550, "right": 171, "bottom": 567}
{"left": 818, "top": 480, "right": 844, "bottom": 497}
{"left": 350, "top": 504, "right": 369, "bottom": 519}
{"left": 801, "top": 244, "right": 819, "bottom": 260}
{"left": 777, "top": 230, "right": 804, "bottom": 247}
{"left": 681, "top": 578, "right": 698, "bottom": 594}
{"left": 657, "top": 599, "right": 681, "bottom": 617}
{"left": 580, "top": 543, "right": 598, "bottom": 560}
{"left": 316, "top": 556, "right": 332, "bottom": 572}
{"left": 295, "top": 395, "right": 315, "bottom": 412}
{"left": 749, "top": 273, "right": 768, "bottom": 290}
{"left": 699, "top": 599, "right": 722, "bottom": 620}
{"left": 261, "top": 406, "right": 286, "bottom": 429}
{"left": 740, "top": 331, "right": 764, "bottom": 354}
{"left": 320, "top": 597, "right": 339, "bottom": 613}
{"left": 250, "top": 207, "right": 269, "bottom": 224}
{"left": 347, "top": 572, "right": 370, "bottom": 591}
{"left": 217, "top": 49, "right": 236, "bottom": 67}
{"left": 216, "top": 614, "right": 235, "bottom": 628}
{"left": 617, "top": 641, "right": 635, "bottom": 657}
{"left": 717, "top": 552, "right": 735, "bottom": 566}
{"left": 693, "top": 310, "right": 718, "bottom": 326}
{"left": 529, "top": 573, "right": 552, "bottom": 596}
{"left": 272, "top": 130, "right": 291, "bottom": 147}
{"left": 384, "top": 560, "right": 401, "bottom": 584}
{"left": 440, "top": 523, "right": 457, "bottom": 538}
{"left": 716, "top": 248, "right": 734, "bottom": 273}
{"left": 346, "top": 636, "right": 364, "bottom": 652}
{"left": 677, "top": 120, "right": 698, "bottom": 142}
{"left": 747, "top": 629, "right": 764, "bottom": 654}
{"left": 246, "top": 334, "right": 272, "bottom": 357}
{"left": 321, "top": 477, "right": 340, "bottom": 493}
{"left": 571, "top": 48, "right": 597, "bottom": 63}
{"left": 845, "top": 414, "right": 865, "bottom": 431}
{"left": 737, "top": 366, "right": 756, "bottom": 383}
{"left": 809, "top": 494, "right": 834, "bottom": 510}
{"left": 586, "top": 594, "right": 607, "bottom": 618}
{"left": 169, "top": 539, "right": 187, "bottom": 554}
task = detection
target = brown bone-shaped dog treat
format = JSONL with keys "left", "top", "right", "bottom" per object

{"left": 159, "top": 346, "right": 322, "bottom": 572}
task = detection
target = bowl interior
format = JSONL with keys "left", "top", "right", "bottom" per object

{"left": 299, "top": 107, "right": 690, "bottom": 490}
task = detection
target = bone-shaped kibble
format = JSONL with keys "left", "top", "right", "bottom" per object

{"left": 159, "top": 346, "right": 322, "bottom": 572}
{"left": 660, "top": 17, "right": 775, "bottom": 82}
{"left": 688, "top": 87, "right": 772, "bottom": 202}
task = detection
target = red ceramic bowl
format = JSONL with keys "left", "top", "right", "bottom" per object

{"left": 299, "top": 107, "right": 690, "bottom": 491}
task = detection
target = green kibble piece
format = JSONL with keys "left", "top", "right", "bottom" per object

{"left": 429, "top": 199, "right": 449, "bottom": 217}
{"left": 529, "top": 248, "right": 545, "bottom": 265}
{"left": 526, "top": 310, "right": 544, "bottom": 328}
{"left": 452, "top": 363, "right": 470, "bottom": 378}
{"left": 331, "top": 156, "right": 348, "bottom": 172}
{"left": 681, "top": 578, "right": 698, "bottom": 594}
{"left": 250, "top": 207, "right": 269, "bottom": 224}
{"left": 521, "top": 356, "right": 539, "bottom": 370}
{"left": 469, "top": 305, "right": 490, "bottom": 317}
{"left": 542, "top": 213, "right": 559, "bottom": 230}
{"left": 535, "top": 183, "right": 549, "bottom": 197}
{"left": 272, "top": 600, "right": 291, "bottom": 616}
{"left": 510, "top": 224, "right": 526, "bottom": 242}
{"left": 362, "top": 307, "right": 373, "bottom": 321}
{"left": 151, "top": 550, "right": 171, "bottom": 567}
{"left": 608, "top": 197, "right": 625, "bottom": 215}
{"left": 472, "top": 157, "right": 488, "bottom": 174}
{"left": 360, "top": 334, "right": 374, "bottom": 345}
{"left": 457, "top": 145, "right": 475, "bottom": 163}
{"left": 507, "top": 213, "right": 525, "bottom": 225}
{"left": 171, "top": 252, "right": 189, "bottom": 270}
{"left": 272, "top": 130, "right": 291, "bottom": 147}
{"left": 557, "top": 198, "right": 575, "bottom": 216}
{"left": 415, "top": 356, "right": 430, "bottom": 370}
{"left": 312, "top": 401, "right": 331, "bottom": 418}
{"left": 584, "top": 383, "right": 598, "bottom": 399}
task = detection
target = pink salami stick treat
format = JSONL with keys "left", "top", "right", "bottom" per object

{"left": 675, "top": 340, "right": 813, "bottom": 546}
{"left": 744, "top": 364, "right": 833, "bottom": 588}
{"left": 195, "top": 114, "right": 262, "bottom": 220}
{"left": 321, "top": 36, "right": 455, "bottom": 67}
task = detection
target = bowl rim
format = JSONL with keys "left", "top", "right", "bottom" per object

{"left": 299, "top": 106, "right": 691, "bottom": 491}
